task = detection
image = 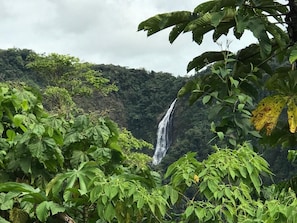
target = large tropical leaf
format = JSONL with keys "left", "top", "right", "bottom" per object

{"left": 138, "top": 11, "right": 193, "bottom": 37}
{"left": 46, "top": 161, "right": 103, "bottom": 201}
{"left": 289, "top": 43, "right": 297, "bottom": 64}
{"left": 194, "top": 0, "right": 236, "bottom": 13}
{"left": 0, "top": 182, "right": 46, "bottom": 203}
{"left": 266, "top": 70, "right": 297, "bottom": 94}
{"left": 0, "top": 182, "right": 40, "bottom": 193}
{"left": 187, "top": 51, "right": 231, "bottom": 72}
{"left": 36, "top": 201, "right": 65, "bottom": 222}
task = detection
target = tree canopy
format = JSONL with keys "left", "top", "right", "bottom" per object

{"left": 139, "top": 0, "right": 297, "bottom": 146}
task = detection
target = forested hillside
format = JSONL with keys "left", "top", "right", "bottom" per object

{"left": 0, "top": 46, "right": 296, "bottom": 222}
{"left": 0, "top": 48, "right": 295, "bottom": 180}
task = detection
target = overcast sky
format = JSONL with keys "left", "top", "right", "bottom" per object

{"left": 0, "top": 0, "right": 256, "bottom": 76}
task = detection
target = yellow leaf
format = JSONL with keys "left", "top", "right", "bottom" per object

{"left": 251, "top": 95, "right": 287, "bottom": 135}
{"left": 287, "top": 97, "right": 297, "bottom": 133}
{"left": 194, "top": 174, "right": 199, "bottom": 183}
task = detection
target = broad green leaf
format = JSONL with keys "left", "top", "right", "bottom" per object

{"left": 53, "top": 147, "right": 64, "bottom": 168}
{"left": 229, "top": 167, "right": 236, "bottom": 180}
{"left": 169, "top": 23, "right": 188, "bottom": 43}
{"left": 187, "top": 51, "right": 231, "bottom": 72}
{"left": 148, "top": 201, "right": 156, "bottom": 215}
{"left": 12, "top": 114, "right": 26, "bottom": 127}
{"left": 31, "top": 123, "right": 46, "bottom": 136}
{"left": 48, "top": 202, "right": 65, "bottom": 216}
{"left": 19, "top": 158, "right": 31, "bottom": 174}
{"left": 185, "top": 205, "right": 194, "bottom": 218}
{"left": 235, "top": 7, "right": 251, "bottom": 34}
{"left": 90, "top": 185, "right": 102, "bottom": 203}
{"left": 36, "top": 201, "right": 65, "bottom": 222}
{"left": 170, "top": 187, "right": 179, "bottom": 205}
{"left": 229, "top": 77, "right": 239, "bottom": 88}
{"left": 36, "top": 201, "right": 49, "bottom": 222}
{"left": 138, "top": 11, "right": 192, "bottom": 36}
{"left": 63, "top": 174, "right": 77, "bottom": 201}
{"left": 202, "top": 95, "right": 211, "bottom": 104}
{"left": 195, "top": 207, "right": 206, "bottom": 221}
{"left": 0, "top": 192, "right": 17, "bottom": 210}
{"left": 207, "top": 180, "right": 218, "bottom": 193}
{"left": 21, "top": 100, "right": 29, "bottom": 111}
{"left": 46, "top": 173, "right": 67, "bottom": 197}
{"left": 0, "top": 182, "right": 39, "bottom": 194}
{"left": 288, "top": 150, "right": 297, "bottom": 162}
{"left": 78, "top": 174, "right": 88, "bottom": 195}
{"left": 194, "top": 0, "right": 217, "bottom": 13}
{"left": 247, "top": 17, "right": 272, "bottom": 57}
{"left": 210, "top": 11, "right": 225, "bottom": 27}
{"left": 28, "top": 140, "right": 44, "bottom": 158}
{"left": 217, "top": 131, "right": 224, "bottom": 140}
{"left": 6, "top": 129, "right": 16, "bottom": 141}
{"left": 238, "top": 166, "right": 247, "bottom": 178}
{"left": 184, "top": 12, "right": 213, "bottom": 44}
{"left": 250, "top": 173, "right": 261, "bottom": 194}
{"left": 137, "top": 197, "right": 145, "bottom": 209}
{"left": 103, "top": 203, "right": 115, "bottom": 222}
{"left": 289, "top": 44, "right": 297, "bottom": 64}
{"left": 213, "top": 20, "right": 235, "bottom": 41}
{"left": 108, "top": 186, "right": 118, "bottom": 200}
{"left": 266, "top": 24, "right": 289, "bottom": 50}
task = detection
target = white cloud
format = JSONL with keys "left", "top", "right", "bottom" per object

{"left": 0, "top": 0, "right": 255, "bottom": 76}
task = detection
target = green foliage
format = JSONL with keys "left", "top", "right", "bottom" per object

{"left": 43, "top": 86, "right": 76, "bottom": 114}
{"left": 1, "top": 0, "right": 297, "bottom": 220}
{"left": 89, "top": 175, "right": 170, "bottom": 222}
{"left": 1, "top": 62, "right": 297, "bottom": 222}
{"left": 0, "top": 82, "right": 173, "bottom": 222}
{"left": 139, "top": 0, "right": 289, "bottom": 68}
{"left": 138, "top": 0, "right": 297, "bottom": 149}
{"left": 178, "top": 53, "right": 259, "bottom": 146}
{"left": 26, "top": 53, "right": 117, "bottom": 96}
{"left": 36, "top": 201, "right": 65, "bottom": 222}
{"left": 138, "top": 1, "right": 297, "bottom": 221}
{"left": 289, "top": 43, "right": 297, "bottom": 64}
{"left": 138, "top": 0, "right": 293, "bottom": 146}
{"left": 164, "top": 143, "right": 297, "bottom": 222}
{"left": 0, "top": 48, "right": 34, "bottom": 81}
{"left": 0, "top": 82, "right": 66, "bottom": 184}
{"left": 118, "top": 128, "right": 153, "bottom": 169}
{"left": 99, "top": 65, "right": 185, "bottom": 141}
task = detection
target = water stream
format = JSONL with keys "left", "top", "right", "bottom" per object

{"left": 152, "top": 99, "right": 177, "bottom": 165}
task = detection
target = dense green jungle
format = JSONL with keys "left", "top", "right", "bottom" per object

{"left": 3, "top": 0, "right": 297, "bottom": 221}
{"left": 0, "top": 48, "right": 295, "bottom": 182}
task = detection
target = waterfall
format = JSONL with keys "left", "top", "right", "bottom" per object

{"left": 152, "top": 99, "right": 177, "bottom": 165}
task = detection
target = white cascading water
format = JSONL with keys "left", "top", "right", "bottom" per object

{"left": 152, "top": 99, "right": 177, "bottom": 165}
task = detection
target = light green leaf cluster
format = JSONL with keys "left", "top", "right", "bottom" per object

{"left": 165, "top": 142, "right": 297, "bottom": 222}
{"left": 26, "top": 53, "right": 118, "bottom": 98}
